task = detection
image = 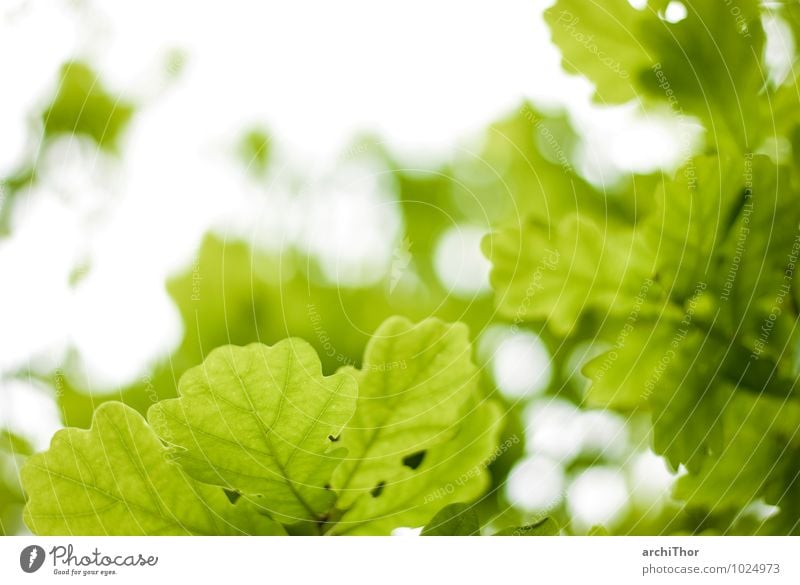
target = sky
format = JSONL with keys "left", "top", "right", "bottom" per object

{"left": 0, "top": 0, "right": 691, "bottom": 384}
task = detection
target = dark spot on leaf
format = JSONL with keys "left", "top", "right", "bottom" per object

{"left": 223, "top": 489, "right": 241, "bottom": 504}
{"left": 328, "top": 434, "right": 340, "bottom": 442}
{"left": 370, "top": 481, "right": 386, "bottom": 498}
{"left": 402, "top": 450, "right": 426, "bottom": 470}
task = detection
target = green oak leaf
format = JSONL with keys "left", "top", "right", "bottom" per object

{"left": 713, "top": 158, "right": 800, "bottom": 344}
{"left": 21, "top": 403, "right": 284, "bottom": 535}
{"left": 331, "top": 401, "right": 503, "bottom": 535}
{"left": 544, "top": 0, "right": 651, "bottom": 103}
{"left": 578, "top": 153, "right": 799, "bottom": 473}
{"left": 483, "top": 215, "right": 657, "bottom": 335}
{"left": 585, "top": 310, "right": 797, "bottom": 473}
{"left": 148, "top": 340, "right": 358, "bottom": 523}
{"left": 493, "top": 517, "right": 560, "bottom": 536}
{"left": 644, "top": 155, "right": 746, "bottom": 302}
{"left": 584, "top": 317, "right": 732, "bottom": 471}
{"left": 421, "top": 502, "right": 481, "bottom": 536}
{"left": 332, "top": 317, "right": 479, "bottom": 508}
{"left": 451, "top": 103, "right": 618, "bottom": 227}
{"left": 545, "top": 0, "right": 766, "bottom": 147}
{"left": 644, "top": 154, "right": 800, "bottom": 334}
{"left": 638, "top": 0, "right": 765, "bottom": 148}
{"left": 675, "top": 393, "right": 800, "bottom": 533}
{"left": 583, "top": 318, "right": 676, "bottom": 411}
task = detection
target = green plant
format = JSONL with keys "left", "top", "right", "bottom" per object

{"left": 21, "top": 317, "right": 540, "bottom": 536}
{"left": 478, "top": 0, "right": 800, "bottom": 534}
{"left": 15, "top": 0, "right": 800, "bottom": 537}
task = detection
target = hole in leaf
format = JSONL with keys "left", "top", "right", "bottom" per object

{"left": 370, "top": 481, "right": 386, "bottom": 498}
{"left": 223, "top": 489, "right": 241, "bottom": 504}
{"left": 402, "top": 450, "right": 426, "bottom": 470}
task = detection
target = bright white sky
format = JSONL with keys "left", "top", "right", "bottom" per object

{"left": 0, "top": 0, "right": 685, "bottom": 387}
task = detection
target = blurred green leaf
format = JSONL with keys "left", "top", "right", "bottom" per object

{"left": 674, "top": 393, "right": 800, "bottom": 534}
{"left": 239, "top": 127, "right": 271, "bottom": 175}
{"left": 421, "top": 503, "right": 481, "bottom": 536}
{"left": 493, "top": 517, "right": 559, "bottom": 536}
{"left": 0, "top": 430, "right": 33, "bottom": 457}
{"left": 0, "top": 430, "right": 28, "bottom": 536}
{"left": 22, "top": 403, "right": 285, "bottom": 535}
{"left": 42, "top": 61, "right": 134, "bottom": 150}
{"left": 484, "top": 214, "right": 656, "bottom": 335}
